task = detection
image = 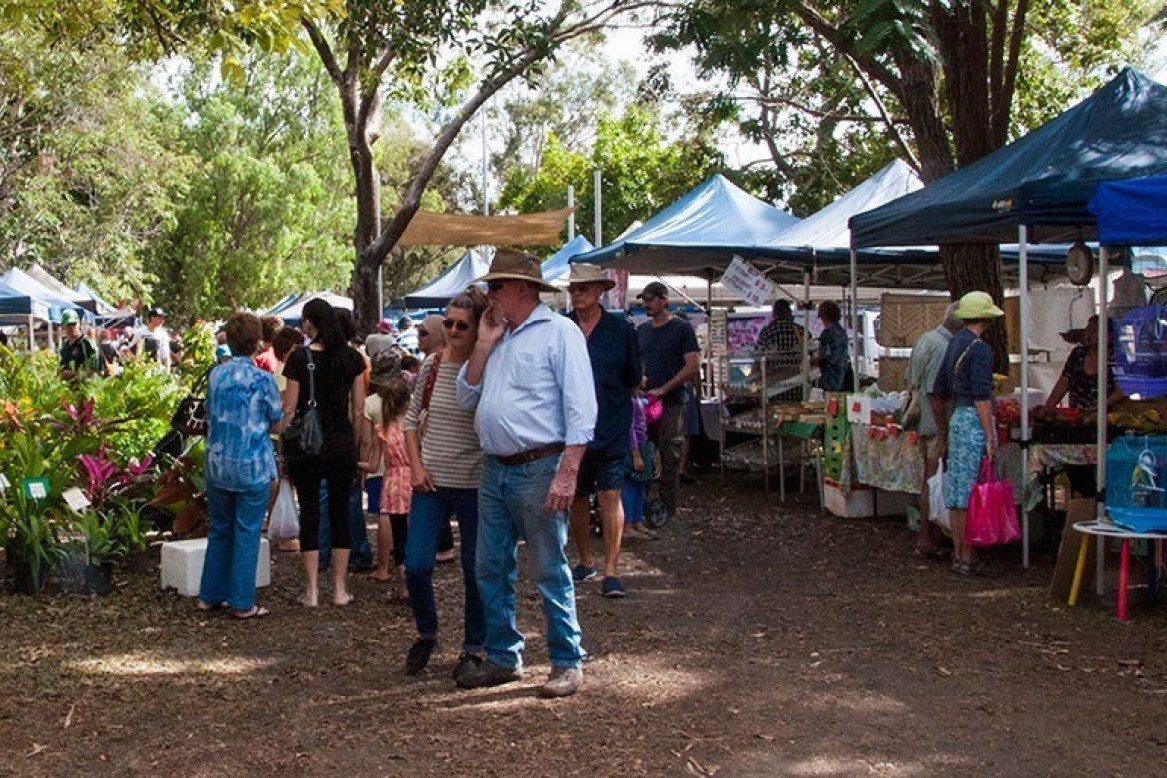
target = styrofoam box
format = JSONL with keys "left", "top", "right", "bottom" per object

{"left": 160, "top": 537, "right": 271, "bottom": 597}
{"left": 823, "top": 481, "right": 913, "bottom": 518}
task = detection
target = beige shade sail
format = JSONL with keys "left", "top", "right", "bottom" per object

{"left": 396, "top": 208, "right": 573, "bottom": 247}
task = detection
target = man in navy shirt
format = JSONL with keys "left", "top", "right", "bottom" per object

{"left": 566, "top": 264, "right": 640, "bottom": 598}
{"left": 636, "top": 282, "right": 700, "bottom": 524}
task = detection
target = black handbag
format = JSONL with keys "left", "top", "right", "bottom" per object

{"left": 281, "top": 348, "right": 324, "bottom": 458}
{"left": 170, "top": 367, "right": 213, "bottom": 438}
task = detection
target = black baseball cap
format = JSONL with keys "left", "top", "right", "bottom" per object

{"left": 147, "top": 306, "right": 166, "bottom": 318}
{"left": 637, "top": 281, "right": 669, "bottom": 300}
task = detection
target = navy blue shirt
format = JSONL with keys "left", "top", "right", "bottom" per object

{"left": 638, "top": 316, "right": 700, "bottom": 406}
{"left": 571, "top": 308, "right": 640, "bottom": 454}
{"left": 932, "top": 328, "right": 994, "bottom": 407}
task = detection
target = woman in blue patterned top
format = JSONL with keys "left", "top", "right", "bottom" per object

{"left": 197, "top": 312, "right": 283, "bottom": 619}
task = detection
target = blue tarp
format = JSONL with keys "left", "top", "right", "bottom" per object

{"left": 574, "top": 173, "right": 801, "bottom": 274}
{"left": 0, "top": 268, "right": 87, "bottom": 323}
{"left": 0, "top": 279, "right": 50, "bottom": 320}
{"left": 404, "top": 249, "right": 491, "bottom": 308}
{"left": 1088, "top": 176, "right": 1167, "bottom": 245}
{"left": 541, "top": 236, "right": 595, "bottom": 283}
{"left": 851, "top": 68, "right": 1167, "bottom": 247}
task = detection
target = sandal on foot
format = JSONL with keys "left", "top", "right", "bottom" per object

{"left": 298, "top": 594, "right": 318, "bottom": 609}
{"left": 368, "top": 571, "right": 393, "bottom": 582}
{"left": 333, "top": 592, "right": 355, "bottom": 606}
{"left": 196, "top": 600, "right": 225, "bottom": 613}
{"left": 232, "top": 606, "right": 270, "bottom": 620}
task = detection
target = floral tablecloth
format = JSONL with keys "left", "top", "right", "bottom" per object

{"left": 851, "top": 425, "right": 924, "bottom": 494}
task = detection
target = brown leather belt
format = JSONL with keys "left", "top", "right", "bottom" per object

{"left": 496, "top": 442, "right": 565, "bottom": 466}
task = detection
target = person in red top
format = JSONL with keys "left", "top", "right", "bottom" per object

{"left": 253, "top": 316, "right": 283, "bottom": 373}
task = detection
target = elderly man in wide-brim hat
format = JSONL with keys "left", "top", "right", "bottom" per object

{"left": 561, "top": 263, "right": 639, "bottom": 600}
{"left": 454, "top": 248, "right": 596, "bottom": 698}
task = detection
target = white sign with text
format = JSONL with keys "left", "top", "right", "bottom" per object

{"left": 720, "top": 256, "right": 775, "bottom": 307}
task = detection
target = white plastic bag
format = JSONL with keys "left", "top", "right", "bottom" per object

{"left": 928, "top": 459, "right": 951, "bottom": 531}
{"left": 268, "top": 478, "right": 300, "bottom": 540}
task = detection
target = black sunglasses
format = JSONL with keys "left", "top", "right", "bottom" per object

{"left": 487, "top": 280, "right": 508, "bottom": 292}
{"left": 640, "top": 294, "right": 658, "bottom": 303}
{"left": 418, "top": 330, "right": 430, "bottom": 337}
{"left": 443, "top": 319, "right": 470, "bottom": 331}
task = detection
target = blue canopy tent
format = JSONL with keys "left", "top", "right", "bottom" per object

{"left": 574, "top": 173, "right": 801, "bottom": 276}
{"left": 403, "top": 249, "right": 491, "bottom": 308}
{"left": 541, "top": 236, "right": 595, "bottom": 284}
{"left": 0, "top": 279, "right": 50, "bottom": 320}
{"left": 0, "top": 267, "right": 88, "bottom": 324}
{"left": 851, "top": 69, "right": 1167, "bottom": 248}
{"left": 264, "top": 292, "right": 303, "bottom": 317}
{"left": 1088, "top": 175, "right": 1167, "bottom": 245}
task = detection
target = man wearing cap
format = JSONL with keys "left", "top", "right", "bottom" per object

{"left": 456, "top": 248, "right": 596, "bottom": 698}
{"left": 566, "top": 263, "right": 640, "bottom": 598}
{"left": 395, "top": 317, "right": 419, "bottom": 356}
{"left": 636, "top": 281, "right": 700, "bottom": 525}
{"left": 58, "top": 310, "right": 102, "bottom": 380}
{"left": 135, "top": 306, "right": 172, "bottom": 368}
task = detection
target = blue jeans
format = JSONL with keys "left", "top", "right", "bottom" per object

{"left": 477, "top": 455, "right": 583, "bottom": 670}
{"left": 318, "top": 480, "right": 373, "bottom": 569}
{"left": 404, "top": 487, "right": 485, "bottom": 652}
{"left": 199, "top": 482, "right": 270, "bottom": 611}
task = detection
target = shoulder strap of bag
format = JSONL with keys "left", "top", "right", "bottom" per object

{"left": 952, "top": 336, "right": 980, "bottom": 384}
{"left": 304, "top": 346, "right": 318, "bottom": 408}
{"left": 421, "top": 351, "right": 443, "bottom": 412}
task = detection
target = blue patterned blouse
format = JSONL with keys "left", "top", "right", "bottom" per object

{"left": 205, "top": 356, "right": 282, "bottom": 491}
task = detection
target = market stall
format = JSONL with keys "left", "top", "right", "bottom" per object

{"left": 850, "top": 67, "right": 1167, "bottom": 566}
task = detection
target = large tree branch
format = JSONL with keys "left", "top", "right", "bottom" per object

{"left": 995, "top": 0, "right": 1029, "bottom": 146}
{"left": 794, "top": 3, "right": 904, "bottom": 100}
{"left": 300, "top": 18, "right": 343, "bottom": 83}
{"left": 844, "top": 52, "right": 920, "bottom": 169}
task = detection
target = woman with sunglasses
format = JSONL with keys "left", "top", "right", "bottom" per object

{"left": 400, "top": 286, "right": 491, "bottom": 678}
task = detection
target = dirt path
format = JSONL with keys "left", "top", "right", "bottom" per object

{"left": 3, "top": 475, "right": 1167, "bottom": 777}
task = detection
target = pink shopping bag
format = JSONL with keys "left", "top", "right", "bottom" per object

{"left": 966, "top": 457, "right": 1021, "bottom": 546}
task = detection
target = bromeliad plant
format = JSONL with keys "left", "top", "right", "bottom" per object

{"left": 0, "top": 350, "right": 190, "bottom": 593}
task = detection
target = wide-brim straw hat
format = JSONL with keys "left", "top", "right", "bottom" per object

{"left": 475, "top": 248, "right": 558, "bottom": 293}
{"left": 566, "top": 263, "right": 616, "bottom": 291}
{"left": 953, "top": 291, "right": 1004, "bottom": 320}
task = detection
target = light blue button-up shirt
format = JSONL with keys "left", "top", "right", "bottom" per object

{"left": 457, "top": 304, "right": 596, "bottom": 457}
{"left": 205, "top": 357, "right": 282, "bottom": 491}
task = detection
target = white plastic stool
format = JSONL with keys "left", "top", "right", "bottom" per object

{"left": 160, "top": 537, "right": 271, "bottom": 597}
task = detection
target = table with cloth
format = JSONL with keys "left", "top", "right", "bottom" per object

{"left": 850, "top": 423, "right": 1096, "bottom": 507}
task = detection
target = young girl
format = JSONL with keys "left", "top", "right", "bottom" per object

{"left": 622, "top": 394, "right": 658, "bottom": 540}
{"left": 364, "top": 376, "right": 413, "bottom": 601}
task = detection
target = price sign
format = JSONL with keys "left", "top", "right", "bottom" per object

{"left": 720, "top": 256, "right": 776, "bottom": 307}
{"left": 22, "top": 477, "right": 49, "bottom": 501}
{"left": 62, "top": 487, "right": 92, "bottom": 513}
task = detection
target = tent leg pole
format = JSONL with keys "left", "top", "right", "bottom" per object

{"left": 849, "top": 248, "right": 859, "bottom": 384}
{"left": 1096, "top": 245, "right": 1110, "bottom": 597}
{"left": 1019, "top": 225, "right": 1030, "bottom": 569}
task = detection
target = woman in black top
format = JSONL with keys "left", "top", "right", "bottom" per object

{"left": 281, "top": 298, "right": 367, "bottom": 607}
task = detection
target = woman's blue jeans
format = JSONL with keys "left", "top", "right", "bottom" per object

{"left": 476, "top": 455, "right": 584, "bottom": 670}
{"left": 198, "top": 482, "right": 270, "bottom": 611}
{"left": 404, "top": 486, "right": 485, "bottom": 653}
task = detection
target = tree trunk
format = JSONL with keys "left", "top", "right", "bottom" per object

{"left": 940, "top": 244, "right": 1008, "bottom": 373}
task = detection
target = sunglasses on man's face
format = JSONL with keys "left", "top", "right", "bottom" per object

{"left": 640, "top": 294, "right": 658, "bottom": 303}
{"left": 443, "top": 319, "right": 471, "bottom": 331}
{"left": 487, "top": 280, "right": 508, "bottom": 292}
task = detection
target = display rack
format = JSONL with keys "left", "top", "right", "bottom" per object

{"left": 719, "top": 349, "right": 822, "bottom": 499}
